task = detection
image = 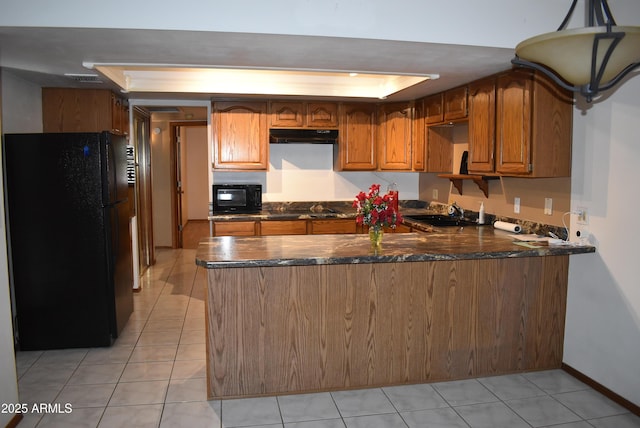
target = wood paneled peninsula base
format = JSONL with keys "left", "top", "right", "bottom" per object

{"left": 196, "top": 231, "right": 594, "bottom": 399}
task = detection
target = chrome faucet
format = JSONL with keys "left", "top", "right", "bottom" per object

{"left": 448, "top": 202, "right": 464, "bottom": 218}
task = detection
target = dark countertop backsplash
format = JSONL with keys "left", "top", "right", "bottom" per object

{"left": 209, "top": 200, "right": 570, "bottom": 240}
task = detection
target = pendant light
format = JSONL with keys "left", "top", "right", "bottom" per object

{"left": 512, "top": 0, "right": 640, "bottom": 102}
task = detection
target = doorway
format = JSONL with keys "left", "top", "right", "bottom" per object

{"left": 171, "top": 122, "right": 209, "bottom": 248}
{"left": 137, "top": 102, "right": 209, "bottom": 250}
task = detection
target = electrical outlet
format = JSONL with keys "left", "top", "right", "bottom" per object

{"left": 577, "top": 207, "right": 589, "bottom": 225}
{"left": 544, "top": 198, "right": 553, "bottom": 215}
{"left": 571, "top": 223, "right": 590, "bottom": 244}
{"left": 514, "top": 197, "right": 521, "bottom": 214}
{"left": 432, "top": 189, "right": 438, "bottom": 200}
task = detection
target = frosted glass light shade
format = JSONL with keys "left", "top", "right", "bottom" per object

{"left": 515, "top": 26, "right": 640, "bottom": 86}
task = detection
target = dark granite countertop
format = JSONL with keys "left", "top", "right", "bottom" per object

{"left": 207, "top": 200, "right": 568, "bottom": 238}
{"left": 195, "top": 227, "right": 595, "bottom": 269}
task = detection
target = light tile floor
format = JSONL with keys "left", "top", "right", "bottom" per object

{"left": 14, "top": 248, "right": 640, "bottom": 428}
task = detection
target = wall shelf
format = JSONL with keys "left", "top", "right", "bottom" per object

{"left": 438, "top": 174, "right": 499, "bottom": 198}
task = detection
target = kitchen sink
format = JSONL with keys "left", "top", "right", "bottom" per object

{"left": 405, "top": 214, "right": 482, "bottom": 227}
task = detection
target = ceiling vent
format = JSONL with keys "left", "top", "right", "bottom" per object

{"left": 144, "top": 107, "right": 181, "bottom": 113}
{"left": 64, "top": 73, "right": 104, "bottom": 83}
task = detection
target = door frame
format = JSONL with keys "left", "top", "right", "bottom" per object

{"left": 169, "top": 121, "right": 208, "bottom": 248}
{"left": 131, "top": 107, "right": 155, "bottom": 270}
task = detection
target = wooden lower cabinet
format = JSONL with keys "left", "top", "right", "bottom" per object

{"left": 260, "top": 220, "right": 308, "bottom": 236}
{"left": 212, "top": 221, "right": 257, "bottom": 236}
{"left": 204, "top": 255, "right": 569, "bottom": 398}
{"left": 213, "top": 218, "right": 412, "bottom": 237}
{"left": 309, "top": 219, "right": 357, "bottom": 234}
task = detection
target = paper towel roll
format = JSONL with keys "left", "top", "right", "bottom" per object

{"left": 494, "top": 221, "right": 522, "bottom": 233}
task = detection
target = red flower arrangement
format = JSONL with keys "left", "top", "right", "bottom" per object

{"left": 353, "top": 184, "right": 403, "bottom": 230}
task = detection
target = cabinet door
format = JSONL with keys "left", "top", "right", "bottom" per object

{"left": 260, "top": 220, "right": 308, "bottom": 235}
{"left": 310, "top": 219, "right": 357, "bottom": 234}
{"left": 412, "top": 99, "right": 426, "bottom": 171}
{"left": 496, "top": 72, "right": 532, "bottom": 175}
{"left": 306, "top": 102, "right": 338, "bottom": 128}
{"left": 468, "top": 78, "right": 496, "bottom": 173}
{"left": 528, "top": 71, "right": 573, "bottom": 177}
{"left": 111, "top": 93, "right": 128, "bottom": 135}
{"left": 426, "top": 127, "right": 453, "bottom": 173}
{"left": 42, "top": 88, "right": 113, "bottom": 133}
{"left": 213, "top": 221, "right": 257, "bottom": 236}
{"left": 213, "top": 102, "right": 268, "bottom": 170}
{"left": 444, "top": 86, "right": 468, "bottom": 121}
{"left": 423, "top": 93, "right": 444, "bottom": 124}
{"left": 336, "top": 103, "right": 377, "bottom": 170}
{"left": 270, "top": 102, "right": 304, "bottom": 127}
{"left": 377, "top": 102, "right": 412, "bottom": 170}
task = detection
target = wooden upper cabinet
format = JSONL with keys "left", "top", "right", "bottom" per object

{"left": 43, "top": 88, "right": 128, "bottom": 135}
{"left": 426, "top": 127, "right": 453, "bottom": 173}
{"left": 468, "top": 78, "right": 497, "bottom": 174}
{"left": 336, "top": 103, "right": 377, "bottom": 170}
{"left": 270, "top": 101, "right": 303, "bottom": 127}
{"left": 270, "top": 101, "right": 338, "bottom": 128}
{"left": 377, "top": 102, "right": 413, "bottom": 170}
{"left": 423, "top": 93, "right": 444, "bottom": 124}
{"left": 307, "top": 102, "right": 338, "bottom": 128}
{"left": 444, "top": 86, "right": 468, "bottom": 121}
{"left": 412, "top": 99, "right": 426, "bottom": 171}
{"left": 496, "top": 70, "right": 572, "bottom": 177}
{"left": 422, "top": 86, "right": 467, "bottom": 125}
{"left": 212, "top": 101, "right": 268, "bottom": 170}
{"left": 111, "top": 93, "right": 129, "bottom": 135}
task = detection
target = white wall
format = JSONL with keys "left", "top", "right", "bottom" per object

{"left": 565, "top": 75, "right": 640, "bottom": 406}
{"left": 213, "top": 143, "right": 420, "bottom": 203}
{"left": 1, "top": 70, "right": 43, "bottom": 134}
{"left": 0, "top": 69, "right": 42, "bottom": 427}
{"left": 184, "top": 126, "right": 209, "bottom": 219}
{"left": 150, "top": 121, "right": 173, "bottom": 247}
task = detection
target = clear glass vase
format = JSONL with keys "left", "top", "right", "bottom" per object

{"left": 369, "top": 226, "right": 384, "bottom": 247}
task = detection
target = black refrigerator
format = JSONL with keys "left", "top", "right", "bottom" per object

{"left": 3, "top": 132, "right": 134, "bottom": 350}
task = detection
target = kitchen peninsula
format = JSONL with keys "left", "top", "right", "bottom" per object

{"left": 196, "top": 226, "right": 594, "bottom": 400}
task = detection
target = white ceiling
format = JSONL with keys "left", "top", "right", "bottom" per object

{"left": 0, "top": 27, "right": 514, "bottom": 101}
{"left": 5, "top": 1, "right": 637, "bottom": 102}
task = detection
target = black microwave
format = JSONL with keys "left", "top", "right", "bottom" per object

{"left": 212, "top": 184, "right": 262, "bottom": 214}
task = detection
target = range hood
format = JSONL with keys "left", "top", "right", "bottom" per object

{"left": 269, "top": 129, "right": 338, "bottom": 144}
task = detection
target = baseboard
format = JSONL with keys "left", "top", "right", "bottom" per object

{"left": 4, "top": 413, "right": 23, "bottom": 428}
{"left": 562, "top": 363, "right": 640, "bottom": 416}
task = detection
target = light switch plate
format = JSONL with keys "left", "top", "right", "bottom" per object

{"left": 544, "top": 198, "right": 553, "bottom": 215}
{"left": 514, "top": 197, "right": 521, "bottom": 214}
